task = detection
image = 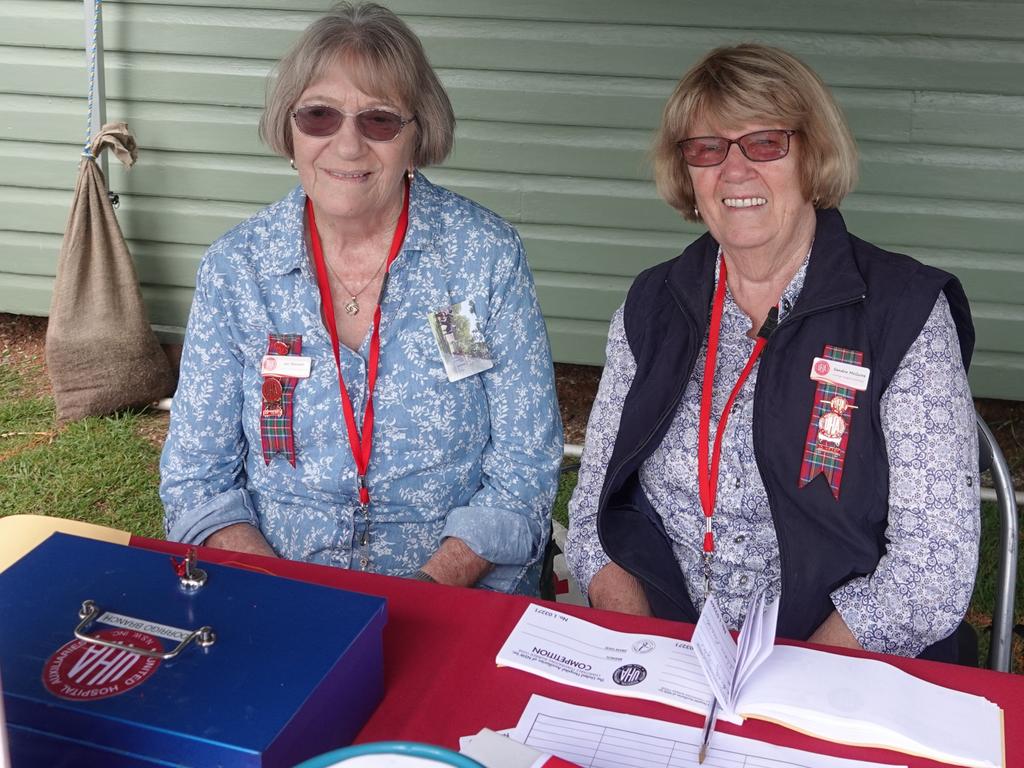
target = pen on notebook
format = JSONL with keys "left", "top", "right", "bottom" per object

{"left": 698, "top": 697, "right": 719, "bottom": 764}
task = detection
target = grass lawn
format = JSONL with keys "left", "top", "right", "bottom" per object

{"left": 1, "top": 317, "right": 1020, "bottom": 671}
{"left": 0, "top": 352, "right": 165, "bottom": 538}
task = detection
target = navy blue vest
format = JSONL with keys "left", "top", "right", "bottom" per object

{"left": 597, "top": 209, "right": 974, "bottom": 661}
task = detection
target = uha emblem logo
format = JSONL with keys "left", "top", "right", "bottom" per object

{"left": 817, "top": 395, "right": 857, "bottom": 452}
{"left": 612, "top": 663, "right": 647, "bottom": 686}
{"left": 42, "top": 629, "right": 162, "bottom": 701}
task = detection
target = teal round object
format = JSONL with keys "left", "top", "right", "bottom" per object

{"left": 293, "top": 741, "right": 486, "bottom": 768}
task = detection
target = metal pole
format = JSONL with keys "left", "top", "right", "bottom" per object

{"left": 84, "top": 0, "right": 108, "bottom": 179}
{"left": 978, "top": 416, "right": 1020, "bottom": 673}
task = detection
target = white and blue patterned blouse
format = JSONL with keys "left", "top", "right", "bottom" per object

{"left": 566, "top": 257, "right": 980, "bottom": 657}
{"left": 160, "top": 173, "right": 563, "bottom": 594}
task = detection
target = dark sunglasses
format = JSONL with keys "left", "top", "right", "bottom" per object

{"left": 291, "top": 105, "right": 417, "bottom": 142}
{"left": 677, "top": 129, "right": 797, "bottom": 167}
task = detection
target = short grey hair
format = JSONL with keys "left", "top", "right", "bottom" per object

{"left": 259, "top": 2, "right": 455, "bottom": 167}
{"left": 652, "top": 44, "right": 859, "bottom": 220}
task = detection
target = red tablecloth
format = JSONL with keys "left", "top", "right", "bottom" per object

{"left": 133, "top": 537, "right": 1020, "bottom": 767}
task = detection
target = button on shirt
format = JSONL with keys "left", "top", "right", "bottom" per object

{"left": 566, "top": 257, "right": 979, "bottom": 656}
{"left": 160, "top": 175, "right": 563, "bottom": 593}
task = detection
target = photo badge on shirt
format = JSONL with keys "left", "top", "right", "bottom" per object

{"left": 427, "top": 299, "right": 494, "bottom": 382}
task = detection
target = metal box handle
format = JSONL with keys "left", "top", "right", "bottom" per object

{"left": 74, "top": 600, "right": 216, "bottom": 660}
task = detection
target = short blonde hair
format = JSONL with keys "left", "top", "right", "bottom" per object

{"left": 652, "top": 44, "right": 858, "bottom": 221}
{"left": 260, "top": 2, "right": 454, "bottom": 167}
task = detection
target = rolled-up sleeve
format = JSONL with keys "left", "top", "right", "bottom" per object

{"left": 160, "top": 256, "right": 260, "bottom": 546}
{"left": 440, "top": 232, "right": 563, "bottom": 578}
{"left": 831, "top": 293, "right": 980, "bottom": 657}
{"left": 565, "top": 306, "right": 638, "bottom": 597}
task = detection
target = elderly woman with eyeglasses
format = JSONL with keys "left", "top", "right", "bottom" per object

{"left": 565, "top": 44, "right": 979, "bottom": 661}
{"left": 160, "top": 2, "right": 562, "bottom": 594}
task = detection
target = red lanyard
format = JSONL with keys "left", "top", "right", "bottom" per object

{"left": 307, "top": 182, "right": 410, "bottom": 508}
{"left": 697, "top": 255, "right": 773, "bottom": 589}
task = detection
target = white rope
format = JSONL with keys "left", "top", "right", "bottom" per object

{"left": 82, "top": 0, "right": 102, "bottom": 157}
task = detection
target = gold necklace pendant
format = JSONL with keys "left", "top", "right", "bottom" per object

{"left": 323, "top": 241, "right": 389, "bottom": 318}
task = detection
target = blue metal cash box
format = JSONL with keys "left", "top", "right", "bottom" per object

{"left": 0, "top": 533, "right": 387, "bottom": 767}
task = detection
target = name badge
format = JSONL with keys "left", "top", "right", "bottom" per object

{"left": 809, "top": 357, "right": 869, "bottom": 391}
{"left": 261, "top": 354, "right": 312, "bottom": 378}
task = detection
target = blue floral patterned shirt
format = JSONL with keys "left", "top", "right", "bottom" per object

{"left": 566, "top": 256, "right": 979, "bottom": 657}
{"left": 161, "top": 174, "right": 563, "bottom": 593}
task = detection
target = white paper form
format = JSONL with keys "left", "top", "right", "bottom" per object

{"left": 498, "top": 605, "right": 1004, "bottom": 768}
{"left": 497, "top": 604, "right": 723, "bottom": 720}
{"left": 691, "top": 595, "right": 739, "bottom": 715}
{"left": 509, "top": 695, "right": 906, "bottom": 768}
{"left": 692, "top": 590, "right": 779, "bottom": 718}
{"left": 735, "top": 646, "right": 1004, "bottom": 768}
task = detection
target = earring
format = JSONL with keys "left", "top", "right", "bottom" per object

{"left": 289, "top": 158, "right": 296, "bottom": 170}
{"left": 693, "top": 206, "right": 700, "bottom": 218}
{"left": 406, "top": 168, "right": 415, "bottom": 182}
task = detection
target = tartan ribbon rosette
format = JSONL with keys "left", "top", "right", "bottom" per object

{"left": 798, "top": 344, "right": 864, "bottom": 499}
{"left": 260, "top": 333, "right": 302, "bottom": 467}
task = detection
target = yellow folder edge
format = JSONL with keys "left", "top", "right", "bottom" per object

{"left": 0, "top": 514, "right": 131, "bottom": 574}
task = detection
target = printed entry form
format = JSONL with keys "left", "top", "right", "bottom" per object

{"left": 497, "top": 603, "right": 724, "bottom": 720}
{"left": 510, "top": 695, "right": 905, "bottom": 768}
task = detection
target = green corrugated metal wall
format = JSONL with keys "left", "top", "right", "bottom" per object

{"left": 1, "top": 0, "right": 1022, "bottom": 398}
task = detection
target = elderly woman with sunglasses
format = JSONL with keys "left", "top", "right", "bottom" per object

{"left": 160, "top": 3, "right": 562, "bottom": 594}
{"left": 565, "top": 44, "right": 979, "bottom": 661}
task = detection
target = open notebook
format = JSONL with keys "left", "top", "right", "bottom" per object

{"left": 496, "top": 600, "right": 1003, "bottom": 768}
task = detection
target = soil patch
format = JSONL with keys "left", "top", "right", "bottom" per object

{"left": 556, "top": 363, "right": 601, "bottom": 446}
{"left": 0, "top": 313, "right": 50, "bottom": 400}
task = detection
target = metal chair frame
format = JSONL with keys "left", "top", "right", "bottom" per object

{"left": 977, "top": 413, "right": 1019, "bottom": 672}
